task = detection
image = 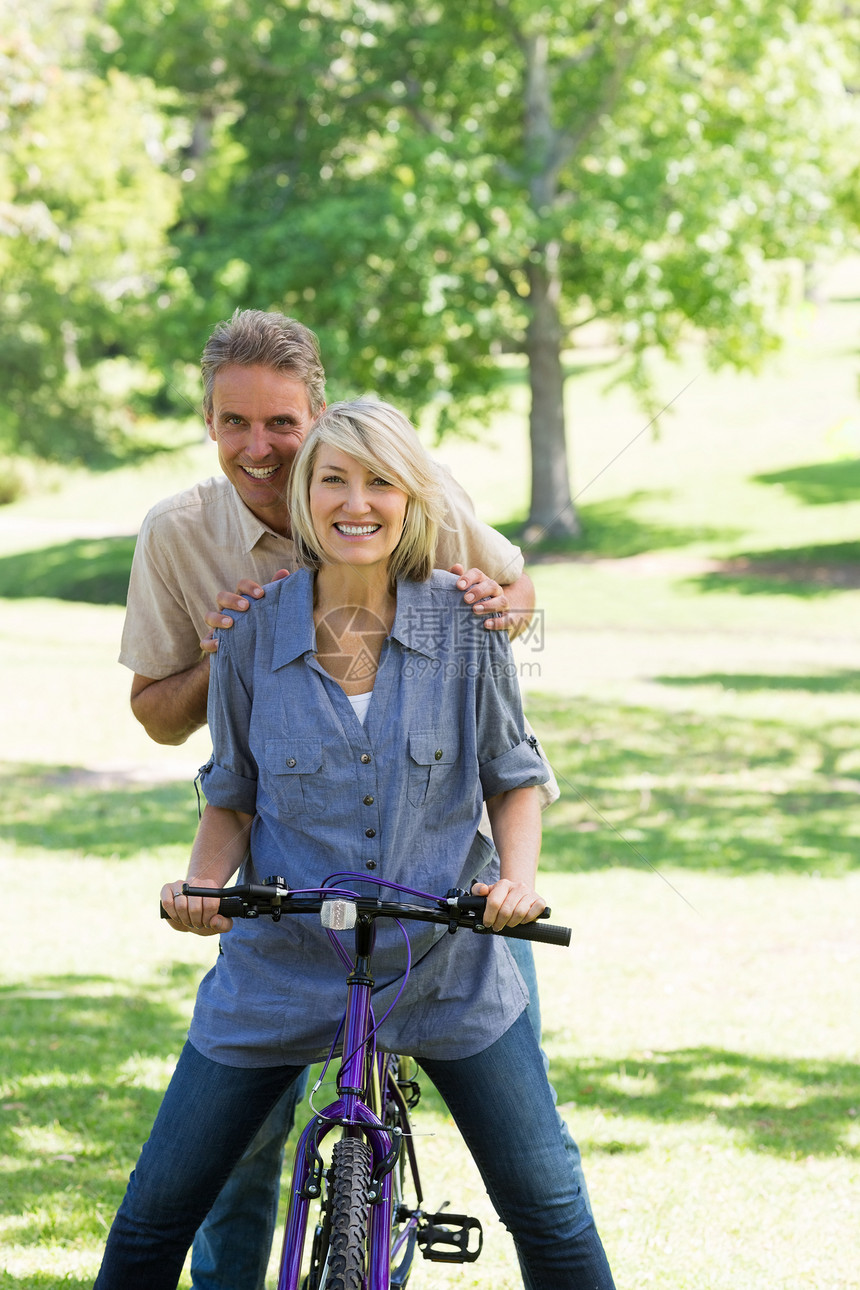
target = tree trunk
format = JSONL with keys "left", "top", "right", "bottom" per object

{"left": 522, "top": 31, "right": 580, "bottom": 540}
{"left": 525, "top": 245, "right": 580, "bottom": 539}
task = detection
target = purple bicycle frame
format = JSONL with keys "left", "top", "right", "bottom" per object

{"left": 275, "top": 944, "right": 400, "bottom": 1290}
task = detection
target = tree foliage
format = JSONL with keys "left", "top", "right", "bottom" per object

{"left": 4, "top": 0, "right": 859, "bottom": 521}
{"left": 0, "top": 1, "right": 182, "bottom": 462}
{"left": 95, "top": 0, "right": 859, "bottom": 531}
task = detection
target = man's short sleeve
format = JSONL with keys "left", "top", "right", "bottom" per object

{"left": 432, "top": 463, "right": 525, "bottom": 586}
{"left": 119, "top": 509, "right": 202, "bottom": 679}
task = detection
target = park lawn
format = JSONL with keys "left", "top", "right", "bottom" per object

{"left": 2, "top": 617, "right": 858, "bottom": 1289}
{"left": 1, "top": 858, "right": 857, "bottom": 1290}
{"left": 1, "top": 277, "right": 860, "bottom": 1286}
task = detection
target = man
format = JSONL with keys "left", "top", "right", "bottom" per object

{"left": 123, "top": 314, "right": 534, "bottom": 746}
{"left": 119, "top": 309, "right": 586, "bottom": 1290}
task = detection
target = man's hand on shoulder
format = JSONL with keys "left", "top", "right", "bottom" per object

{"left": 201, "top": 569, "right": 291, "bottom": 654}
{"left": 449, "top": 565, "right": 535, "bottom": 638}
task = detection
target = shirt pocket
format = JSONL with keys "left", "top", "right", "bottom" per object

{"left": 407, "top": 732, "right": 459, "bottom": 808}
{"left": 262, "top": 738, "right": 324, "bottom": 818}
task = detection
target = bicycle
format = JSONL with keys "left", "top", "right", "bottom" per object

{"left": 178, "top": 873, "right": 571, "bottom": 1290}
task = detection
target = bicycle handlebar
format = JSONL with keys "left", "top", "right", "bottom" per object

{"left": 162, "top": 881, "right": 572, "bottom": 948}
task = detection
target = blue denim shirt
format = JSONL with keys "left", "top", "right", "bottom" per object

{"left": 190, "top": 568, "right": 549, "bottom": 1065}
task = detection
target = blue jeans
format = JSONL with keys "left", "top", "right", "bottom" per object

{"left": 511, "top": 938, "right": 593, "bottom": 1219}
{"left": 189, "top": 1070, "right": 308, "bottom": 1290}
{"left": 422, "top": 1011, "right": 614, "bottom": 1290}
{"left": 94, "top": 1016, "right": 613, "bottom": 1290}
{"left": 188, "top": 940, "right": 592, "bottom": 1290}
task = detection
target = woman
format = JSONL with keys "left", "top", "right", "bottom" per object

{"left": 95, "top": 399, "right": 615, "bottom": 1289}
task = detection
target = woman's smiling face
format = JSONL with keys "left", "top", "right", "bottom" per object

{"left": 309, "top": 448, "right": 408, "bottom": 572}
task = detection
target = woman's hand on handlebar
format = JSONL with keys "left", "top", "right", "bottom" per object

{"left": 160, "top": 877, "right": 234, "bottom": 936}
{"left": 470, "top": 879, "right": 546, "bottom": 932}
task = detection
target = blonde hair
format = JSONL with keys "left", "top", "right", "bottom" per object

{"left": 290, "top": 398, "right": 446, "bottom": 585}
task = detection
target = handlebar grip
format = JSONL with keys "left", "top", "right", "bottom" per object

{"left": 159, "top": 896, "right": 246, "bottom": 920}
{"left": 455, "top": 895, "right": 552, "bottom": 920}
{"left": 499, "top": 922, "right": 571, "bottom": 947}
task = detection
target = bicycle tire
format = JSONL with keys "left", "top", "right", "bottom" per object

{"left": 322, "top": 1137, "right": 373, "bottom": 1290}
{"left": 386, "top": 1057, "right": 420, "bottom": 1287}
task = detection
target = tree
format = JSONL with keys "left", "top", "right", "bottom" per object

{"left": 0, "top": 0, "right": 182, "bottom": 462}
{"left": 103, "top": 0, "right": 859, "bottom": 532}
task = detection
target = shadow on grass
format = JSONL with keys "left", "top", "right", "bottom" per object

{"left": 497, "top": 492, "right": 741, "bottom": 560}
{"left": 658, "top": 670, "right": 860, "bottom": 695}
{"left": 553, "top": 1047, "right": 860, "bottom": 1159}
{"left": 0, "top": 967, "right": 202, "bottom": 1256}
{"left": 754, "top": 458, "right": 860, "bottom": 506}
{"left": 5, "top": 671, "right": 860, "bottom": 878}
{"left": 0, "top": 763, "right": 200, "bottom": 858}
{"left": 0, "top": 963, "right": 322, "bottom": 1285}
{"left": 529, "top": 694, "right": 860, "bottom": 878}
{"left": 686, "top": 541, "right": 860, "bottom": 596}
{"left": 0, "top": 536, "right": 136, "bottom": 606}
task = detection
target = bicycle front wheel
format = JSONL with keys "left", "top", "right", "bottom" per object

{"left": 323, "top": 1137, "right": 373, "bottom": 1290}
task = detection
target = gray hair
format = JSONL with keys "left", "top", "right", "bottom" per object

{"left": 200, "top": 309, "right": 326, "bottom": 415}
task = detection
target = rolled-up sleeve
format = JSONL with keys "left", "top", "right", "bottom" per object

{"left": 474, "top": 628, "right": 549, "bottom": 799}
{"left": 199, "top": 759, "right": 258, "bottom": 814}
{"left": 198, "top": 624, "right": 259, "bottom": 814}
{"left": 479, "top": 737, "right": 548, "bottom": 798}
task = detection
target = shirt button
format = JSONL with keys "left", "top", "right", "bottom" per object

{"left": 361, "top": 753, "right": 372, "bottom": 764}
{"left": 286, "top": 758, "right": 297, "bottom": 768}
{"left": 366, "top": 860, "right": 377, "bottom": 870}
{"left": 363, "top": 795, "right": 374, "bottom": 805}
{"left": 365, "top": 828, "right": 376, "bottom": 838}
{"left": 434, "top": 749, "right": 443, "bottom": 760}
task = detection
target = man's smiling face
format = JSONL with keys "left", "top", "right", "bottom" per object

{"left": 206, "top": 363, "right": 317, "bottom": 536}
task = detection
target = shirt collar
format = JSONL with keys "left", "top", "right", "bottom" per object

{"left": 389, "top": 578, "right": 445, "bottom": 661}
{"left": 271, "top": 568, "right": 317, "bottom": 668}
{"left": 228, "top": 483, "right": 292, "bottom": 555}
{"left": 270, "top": 572, "right": 445, "bottom": 670}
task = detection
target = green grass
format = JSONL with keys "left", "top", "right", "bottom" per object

{"left": 532, "top": 694, "right": 860, "bottom": 879}
{"left": 2, "top": 862, "right": 857, "bottom": 1288}
{"left": 1, "top": 268, "right": 860, "bottom": 1287}
{"left": 0, "top": 763, "right": 200, "bottom": 859}
{"left": 0, "top": 537, "right": 138, "bottom": 605}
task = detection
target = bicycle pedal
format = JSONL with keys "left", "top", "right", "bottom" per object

{"left": 417, "top": 1211, "right": 483, "bottom": 1263}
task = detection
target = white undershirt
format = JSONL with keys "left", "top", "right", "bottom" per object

{"left": 347, "top": 691, "right": 373, "bottom": 725}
